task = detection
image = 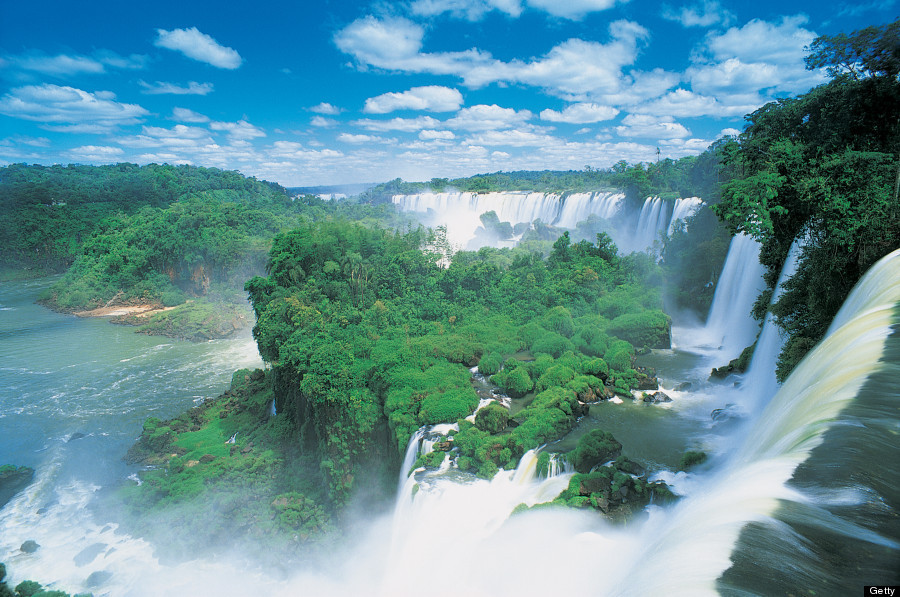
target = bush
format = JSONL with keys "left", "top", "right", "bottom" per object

{"left": 540, "top": 306, "right": 575, "bottom": 338}
{"left": 607, "top": 310, "right": 671, "bottom": 349}
{"left": 418, "top": 387, "right": 479, "bottom": 425}
{"left": 502, "top": 366, "right": 533, "bottom": 397}
{"left": 536, "top": 364, "right": 576, "bottom": 393}
{"left": 679, "top": 450, "right": 708, "bottom": 470}
{"left": 604, "top": 340, "right": 634, "bottom": 373}
{"left": 478, "top": 353, "right": 502, "bottom": 376}
{"left": 531, "top": 332, "right": 574, "bottom": 358}
{"left": 474, "top": 403, "right": 509, "bottom": 434}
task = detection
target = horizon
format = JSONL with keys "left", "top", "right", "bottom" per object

{"left": 1, "top": 0, "right": 894, "bottom": 187}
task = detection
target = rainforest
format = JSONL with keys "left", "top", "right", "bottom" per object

{"left": 0, "top": 16, "right": 898, "bottom": 597}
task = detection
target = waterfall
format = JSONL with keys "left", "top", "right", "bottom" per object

{"left": 667, "top": 197, "right": 702, "bottom": 236}
{"left": 392, "top": 191, "right": 624, "bottom": 250}
{"left": 691, "top": 233, "right": 767, "bottom": 358}
{"left": 741, "top": 238, "right": 803, "bottom": 412}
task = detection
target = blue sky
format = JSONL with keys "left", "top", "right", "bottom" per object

{"left": 0, "top": 0, "right": 895, "bottom": 186}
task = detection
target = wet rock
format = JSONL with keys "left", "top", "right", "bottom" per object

{"left": 21, "top": 539, "right": 40, "bottom": 553}
{"left": 675, "top": 382, "right": 693, "bottom": 391}
{"left": 74, "top": 542, "right": 107, "bottom": 567}
{"left": 711, "top": 403, "right": 739, "bottom": 422}
{"left": 199, "top": 454, "right": 216, "bottom": 464}
{"left": 642, "top": 391, "right": 672, "bottom": 404}
{"left": 0, "top": 465, "right": 35, "bottom": 509}
{"left": 85, "top": 570, "right": 113, "bottom": 588}
{"left": 67, "top": 432, "right": 87, "bottom": 442}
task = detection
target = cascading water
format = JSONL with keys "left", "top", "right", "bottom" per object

{"left": 392, "top": 191, "right": 624, "bottom": 250}
{"left": 667, "top": 197, "right": 702, "bottom": 236}
{"left": 682, "top": 233, "right": 767, "bottom": 358}
{"left": 740, "top": 238, "right": 803, "bottom": 412}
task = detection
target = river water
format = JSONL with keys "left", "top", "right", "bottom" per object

{"left": 0, "top": 278, "right": 263, "bottom": 593}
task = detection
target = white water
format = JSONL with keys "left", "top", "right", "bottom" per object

{"left": 679, "top": 233, "right": 767, "bottom": 359}
{"left": 393, "top": 190, "right": 627, "bottom": 250}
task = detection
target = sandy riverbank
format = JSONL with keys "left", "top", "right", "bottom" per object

{"left": 74, "top": 304, "right": 177, "bottom": 318}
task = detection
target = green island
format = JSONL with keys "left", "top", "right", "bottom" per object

{"left": 1, "top": 20, "right": 898, "bottom": 593}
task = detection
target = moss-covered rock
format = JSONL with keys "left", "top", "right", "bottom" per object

{"left": 474, "top": 402, "right": 509, "bottom": 434}
{"left": 568, "top": 429, "right": 622, "bottom": 473}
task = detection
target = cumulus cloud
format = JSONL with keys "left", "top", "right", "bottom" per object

{"left": 311, "top": 116, "right": 338, "bottom": 127}
{"left": 155, "top": 27, "right": 242, "bottom": 69}
{"left": 66, "top": 145, "right": 125, "bottom": 162}
{"left": 0, "top": 84, "right": 148, "bottom": 129}
{"left": 615, "top": 114, "right": 690, "bottom": 139}
{"left": 171, "top": 107, "right": 210, "bottom": 123}
{"left": 540, "top": 103, "right": 619, "bottom": 123}
{"left": 419, "top": 129, "right": 456, "bottom": 140}
{"left": 445, "top": 104, "right": 532, "bottom": 131}
{"left": 463, "top": 129, "right": 561, "bottom": 147}
{"left": 210, "top": 119, "right": 266, "bottom": 141}
{"left": 410, "top": 0, "right": 523, "bottom": 20}
{"left": 687, "top": 16, "right": 826, "bottom": 100}
{"left": 334, "top": 16, "right": 653, "bottom": 102}
{"left": 526, "top": 0, "right": 625, "bottom": 20}
{"left": 353, "top": 115, "right": 442, "bottom": 132}
{"left": 337, "top": 133, "right": 396, "bottom": 144}
{"left": 364, "top": 86, "right": 463, "bottom": 114}
{"left": 310, "top": 102, "right": 342, "bottom": 115}
{"left": 139, "top": 80, "right": 214, "bottom": 95}
{"left": 661, "top": 0, "right": 734, "bottom": 27}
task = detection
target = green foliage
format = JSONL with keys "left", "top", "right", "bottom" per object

{"left": 474, "top": 403, "right": 509, "bottom": 434}
{"left": 713, "top": 20, "right": 900, "bottom": 378}
{"left": 606, "top": 310, "right": 671, "bottom": 350}
{"left": 477, "top": 353, "right": 503, "bottom": 376}
{"left": 569, "top": 429, "right": 623, "bottom": 473}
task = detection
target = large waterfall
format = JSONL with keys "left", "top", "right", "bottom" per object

{"left": 392, "top": 191, "right": 700, "bottom": 253}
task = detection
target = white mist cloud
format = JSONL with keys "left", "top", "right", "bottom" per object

{"left": 364, "top": 86, "right": 463, "bottom": 114}
{"left": 353, "top": 115, "right": 442, "bottom": 132}
{"left": 311, "top": 116, "right": 338, "bottom": 127}
{"left": 139, "top": 80, "right": 214, "bottom": 95}
{"left": 419, "top": 129, "right": 456, "bottom": 140}
{"left": 525, "top": 0, "right": 626, "bottom": 20}
{"left": 67, "top": 145, "right": 124, "bottom": 162}
{"left": 410, "top": 0, "right": 523, "bottom": 20}
{"left": 155, "top": 27, "right": 243, "bottom": 69}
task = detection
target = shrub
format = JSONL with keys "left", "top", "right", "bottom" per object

{"left": 418, "top": 387, "right": 479, "bottom": 425}
{"left": 607, "top": 310, "right": 671, "bottom": 349}
{"left": 474, "top": 403, "right": 509, "bottom": 434}
{"left": 503, "top": 366, "right": 533, "bottom": 397}
{"left": 478, "top": 353, "right": 502, "bottom": 376}
{"left": 536, "top": 364, "right": 576, "bottom": 393}
{"left": 531, "top": 332, "right": 574, "bottom": 358}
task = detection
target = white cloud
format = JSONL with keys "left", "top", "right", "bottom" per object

{"left": 155, "top": 27, "right": 242, "bottom": 69}
{"left": 310, "top": 102, "right": 342, "bottom": 115}
{"left": 445, "top": 104, "right": 532, "bottom": 131}
{"left": 410, "top": 0, "right": 523, "bottom": 20}
{"left": 117, "top": 124, "right": 214, "bottom": 149}
{"left": 615, "top": 114, "right": 690, "bottom": 139}
{"left": 334, "top": 17, "right": 654, "bottom": 102}
{"left": 0, "top": 84, "right": 148, "bottom": 129}
{"left": 353, "top": 115, "right": 442, "bottom": 132}
{"left": 337, "top": 133, "right": 396, "bottom": 144}
{"left": 139, "top": 80, "right": 214, "bottom": 95}
{"left": 11, "top": 54, "right": 105, "bottom": 76}
{"left": 687, "top": 16, "right": 826, "bottom": 101}
{"left": 171, "top": 107, "right": 210, "bottom": 123}
{"left": 364, "top": 86, "right": 463, "bottom": 114}
{"left": 4, "top": 51, "right": 148, "bottom": 76}
{"left": 419, "top": 129, "right": 456, "bottom": 140}
{"left": 311, "top": 116, "right": 338, "bottom": 127}
{"left": 720, "top": 127, "right": 741, "bottom": 137}
{"left": 540, "top": 103, "right": 619, "bottom": 123}
{"left": 661, "top": 0, "right": 735, "bottom": 27}
{"left": 67, "top": 145, "right": 124, "bottom": 162}
{"left": 525, "top": 0, "right": 625, "bottom": 20}
{"left": 463, "top": 129, "right": 561, "bottom": 147}
{"left": 210, "top": 119, "right": 266, "bottom": 140}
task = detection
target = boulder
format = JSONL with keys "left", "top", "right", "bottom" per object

{"left": 85, "top": 570, "right": 113, "bottom": 588}
{"left": 74, "top": 542, "right": 107, "bottom": 567}
{"left": 642, "top": 391, "right": 672, "bottom": 404}
{"left": 20, "top": 540, "right": 39, "bottom": 553}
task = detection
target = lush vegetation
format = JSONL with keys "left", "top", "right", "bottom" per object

{"left": 713, "top": 20, "right": 900, "bottom": 378}
{"left": 0, "top": 563, "right": 89, "bottom": 597}
{"left": 241, "top": 219, "right": 669, "bottom": 511}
